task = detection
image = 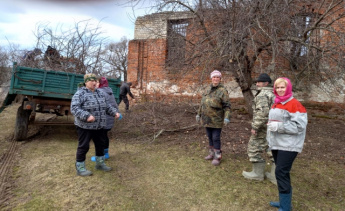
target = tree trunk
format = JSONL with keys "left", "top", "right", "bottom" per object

{"left": 124, "top": 71, "right": 127, "bottom": 82}
{"left": 235, "top": 59, "right": 254, "bottom": 118}
{"left": 241, "top": 88, "right": 254, "bottom": 118}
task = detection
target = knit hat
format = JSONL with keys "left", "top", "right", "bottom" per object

{"left": 99, "top": 77, "right": 109, "bottom": 88}
{"left": 84, "top": 73, "right": 97, "bottom": 83}
{"left": 210, "top": 70, "right": 222, "bottom": 78}
{"left": 255, "top": 73, "right": 272, "bottom": 83}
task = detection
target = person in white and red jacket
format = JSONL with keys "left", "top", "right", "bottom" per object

{"left": 267, "top": 77, "right": 308, "bottom": 211}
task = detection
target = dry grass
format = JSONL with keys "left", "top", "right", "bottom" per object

{"left": 0, "top": 101, "right": 344, "bottom": 210}
{"left": 0, "top": 104, "right": 18, "bottom": 154}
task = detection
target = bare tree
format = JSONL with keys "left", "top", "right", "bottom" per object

{"left": 2, "top": 18, "right": 130, "bottom": 84}
{"left": 131, "top": 0, "right": 345, "bottom": 115}
{"left": 0, "top": 43, "right": 26, "bottom": 83}
{"left": 0, "top": 46, "right": 11, "bottom": 85}
{"left": 101, "top": 36, "right": 129, "bottom": 80}
{"left": 27, "top": 19, "right": 115, "bottom": 75}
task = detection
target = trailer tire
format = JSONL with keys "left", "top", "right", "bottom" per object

{"left": 14, "top": 105, "right": 31, "bottom": 141}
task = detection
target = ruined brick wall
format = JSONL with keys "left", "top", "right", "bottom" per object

{"left": 128, "top": 12, "right": 244, "bottom": 98}
{"left": 127, "top": 9, "right": 345, "bottom": 103}
{"left": 128, "top": 39, "right": 167, "bottom": 89}
{"left": 134, "top": 12, "right": 193, "bottom": 39}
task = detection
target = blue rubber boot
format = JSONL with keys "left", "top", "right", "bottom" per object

{"left": 270, "top": 189, "right": 293, "bottom": 209}
{"left": 269, "top": 201, "right": 280, "bottom": 208}
{"left": 278, "top": 192, "right": 292, "bottom": 211}
{"left": 91, "top": 149, "right": 108, "bottom": 161}
{"left": 270, "top": 189, "right": 292, "bottom": 209}
{"left": 104, "top": 148, "right": 109, "bottom": 159}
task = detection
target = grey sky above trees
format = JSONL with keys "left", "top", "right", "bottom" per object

{"left": 0, "top": 0, "right": 151, "bottom": 48}
{"left": 0, "top": 0, "right": 152, "bottom": 81}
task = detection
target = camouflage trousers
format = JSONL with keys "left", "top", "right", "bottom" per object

{"left": 247, "top": 129, "right": 273, "bottom": 163}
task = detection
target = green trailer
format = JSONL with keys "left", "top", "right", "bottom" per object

{"left": 1, "top": 63, "right": 121, "bottom": 141}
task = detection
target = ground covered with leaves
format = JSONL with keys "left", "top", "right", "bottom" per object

{"left": 118, "top": 100, "right": 345, "bottom": 165}
{"left": 0, "top": 100, "right": 344, "bottom": 210}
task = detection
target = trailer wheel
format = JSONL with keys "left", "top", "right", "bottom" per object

{"left": 14, "top": 105, "right": 31, "bottom": 141}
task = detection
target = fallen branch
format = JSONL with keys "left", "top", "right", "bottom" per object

{"left": 153, "top": 124, "right": 199, "bottom": 140}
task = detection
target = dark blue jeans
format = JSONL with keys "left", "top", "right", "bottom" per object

{"left": 272, "top": 150, "right": 298, "bottom": 194}
{"left": 205, "top": 127, "right": 222, "bottom": 150}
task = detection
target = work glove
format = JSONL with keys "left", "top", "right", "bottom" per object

{"left": 196, "top": 115, "right": 200, "bottom": 122}
{"left": 267, "top": 121, "right": 281, "bottom": 132}
{"left": 224, "top": 118, "right": 230, "bottom": 125}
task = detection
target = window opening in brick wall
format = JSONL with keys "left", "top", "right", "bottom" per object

{"left": 167, "top": 19, "right": 189, "bottom": 68}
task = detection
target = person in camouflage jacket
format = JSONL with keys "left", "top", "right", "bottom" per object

{"left": 196, "top": 70, "right": 231, "bottom": 166}
{"left": 242, "top": 73, "right": 276, "bottom": 184}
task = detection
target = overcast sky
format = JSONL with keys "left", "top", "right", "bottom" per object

{"left": 0, "top": 0, "right": 152, "bottom": 49}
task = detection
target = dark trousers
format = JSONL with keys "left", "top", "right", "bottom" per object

{"left": 119, "top": 94, "right": 129, "bottom": 110}
{"left": 205, "top": 127, "right": 222, "bottom": 150}
{"left": 272, "top": 150, "right": 298, "bottom": 194}
{"left": 103, "top": 129, "right": 111, "bottom": 149}
{"left": 76, "top": 127, "right": 105, "bottom": 162}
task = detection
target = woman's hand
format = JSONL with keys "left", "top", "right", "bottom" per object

{"left": 267, "top": 122, "right": 282, "bottom": 132}
{"left": 115, "top": 112, "right": 122, "bottom": 120}
{"left": 87, "top": 115, "right": 95, "bottom": 122}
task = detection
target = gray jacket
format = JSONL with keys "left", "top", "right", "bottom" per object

{"left": 267, "top": 97, "right": 308, "bottom": 153}
{"left": 71, "top": 87, "right": 118, "bottom": 130}
{"left": 98, "top": 86, "right": 119, "bottom": 130}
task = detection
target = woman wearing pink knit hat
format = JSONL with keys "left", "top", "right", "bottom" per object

{"left": 196, "top": 70, "right": 231, "bottom": 166}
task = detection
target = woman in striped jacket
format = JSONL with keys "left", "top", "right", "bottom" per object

{"left": 267, "top": 77, "right": 308, "bottom": 211}
{"left": 71, "top": 73, "right": 121, "bottom": 176}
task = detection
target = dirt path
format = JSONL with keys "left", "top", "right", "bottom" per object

{"left": 0, "top": 137, "right": 19, "bottom": 207}
{"left": 0, "top": 103, "right": 46, "bottom": 209}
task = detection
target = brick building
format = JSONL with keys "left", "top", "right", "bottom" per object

{"left": 127, "top": 5, "right": 345, "bottom": 103}
{"left": 127, "top": 12, "right": 243, "bottom": 99}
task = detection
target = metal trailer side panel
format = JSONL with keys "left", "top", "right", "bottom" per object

{"left": 9, "top": 63, "right": 121, "bottom": 102}
{"left": 9, "top": 65, "right": 84, "bottom": 99}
